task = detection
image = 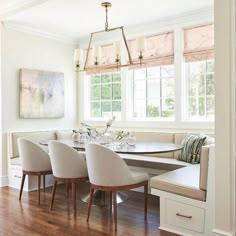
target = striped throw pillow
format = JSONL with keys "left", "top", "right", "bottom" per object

{"left": 178, "top": 134, "right": 207, "bottom": 164}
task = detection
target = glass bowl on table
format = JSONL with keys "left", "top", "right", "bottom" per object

{"left": 126, "top": 134, "right": 136, "bottom": 146}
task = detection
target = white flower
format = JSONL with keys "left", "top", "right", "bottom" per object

{"left": 106, "top": 116, "right": 116, "bottom": 128}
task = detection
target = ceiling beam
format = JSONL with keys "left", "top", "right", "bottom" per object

{"left": 0, "top": 0, "right": 48, "bottom": 20}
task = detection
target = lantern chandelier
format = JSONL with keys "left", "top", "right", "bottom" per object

{"left": 74, "top": 2, "right": 146, "bottom": 73}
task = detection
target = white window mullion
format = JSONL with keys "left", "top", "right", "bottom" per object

{"left": 174, "top": 28, "right": 184, "bottom": 122}
{"left": 121, "top": 68, "right": 127, "bottom": 121}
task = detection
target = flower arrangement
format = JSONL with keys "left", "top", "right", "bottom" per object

{"left": 115, "top": 130, "right": 130, "bottom": 141}
{"left": 81, "top": 116, "right": 116, "bottom": 137}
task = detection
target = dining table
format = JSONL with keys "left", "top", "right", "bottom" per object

{"left": 40, "top": 139, "right": 182, "bottom": 205}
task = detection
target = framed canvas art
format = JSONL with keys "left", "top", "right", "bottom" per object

{"left": 20, "top": 69, "right": 64, "bottom": 118}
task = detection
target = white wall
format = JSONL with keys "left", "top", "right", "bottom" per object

{"left": 1, "top": 25, "right": 77, "bottom": 179}
{"left": 214, "top": 0, "right": 235, "bottom": 235}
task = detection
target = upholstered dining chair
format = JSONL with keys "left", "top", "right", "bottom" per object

{"left": 48, "top": 141, "right": 88, "bottom": 214}
{"left": 85, "top": 143, "right": 148, "bottom": 231}
{"left": 17, "top": 138, "right": 52, "bottom": 205}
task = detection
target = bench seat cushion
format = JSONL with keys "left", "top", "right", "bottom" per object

{"left": 150, "top": 165, "right": 206, "bottom": 201}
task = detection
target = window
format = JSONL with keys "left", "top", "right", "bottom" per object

{"left": 184, "top": 24, "right": 214, "bottom": 121}
{"left": 89, "top": 72, "right": 121, "bottom": 119}
{"left": 186, "top": 60, "right": 214, "bottom": 120}
{"left": 129, "top": 65, "right": 175, "bottom": 119}
{"left": 83, "top": 24, "right": 215, "bottom": 126}
{"left": 129, "top": 32, "right": 175, "bottom": 120}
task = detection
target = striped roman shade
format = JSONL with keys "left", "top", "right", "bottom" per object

{"left": 184, "top": 24, "right": 214, "bottom": 62}
{"left": 128, "top": 32, "right": 174, "bottom": 69}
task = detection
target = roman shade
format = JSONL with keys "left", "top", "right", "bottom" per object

{"left": 86, "top": 44, "right": 117, "bottom": 73}
{"left": 128, "top": 32, "right": 174, "bottom": 68}
{"left": 184, "top": 24, "right": 214, "bottom": 62}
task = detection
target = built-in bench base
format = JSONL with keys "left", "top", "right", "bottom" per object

{"left": 152, "top": 189, "right": 208, "bottom": 236}
{"left": 9, "top": 153, "right": 189, "bottom": 191}
{"left": 150, "top": 145, "right": 214, "bottom": 236}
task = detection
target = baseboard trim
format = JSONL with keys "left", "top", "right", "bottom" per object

{"left": 212, "top": 228, "right": 234, "bottom": 236}
{"left": 159, "top": 226, "right": 192, "bottom": 236}
{"left": 0, "top": 176, "right": 8, "bottom": 187}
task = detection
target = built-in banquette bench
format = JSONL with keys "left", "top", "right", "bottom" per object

{"left": 150, "top": 144, "right": 215, "bottom": 236}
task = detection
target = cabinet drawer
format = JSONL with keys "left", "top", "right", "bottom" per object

{"left": 166, "top": 199, "right": 205, "bottom": 233}
{"left": 9, "top": 166, "right": 23, "bottom": 189}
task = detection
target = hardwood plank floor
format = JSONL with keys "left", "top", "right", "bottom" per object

{"left": 0, "top": 183, "right": 177, "bottom": 236}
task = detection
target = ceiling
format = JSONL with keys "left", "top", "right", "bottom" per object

{"left": 1, "top": 0, "right": 214, "bottom": 41}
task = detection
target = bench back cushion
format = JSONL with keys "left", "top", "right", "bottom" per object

{"left": 132, "top": 132, "right": 174, "bottom": 158}
{"left": 56, "top": 130, "right": 73, "bottom": 140}
{"left": 8, "top": 131, "right": 56, "bottom": 158}
{"left": 199, "top": 146, "right": 210, "bottom": 190}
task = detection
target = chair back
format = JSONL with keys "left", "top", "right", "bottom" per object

{"left": 48, "top": 141, "right": 88, "bottom": 179}
{"left": 17, "top": 138, "right": 51, "bottom": 172}
{"left": 85, "top": 143, "right": 133, "bottom": 186}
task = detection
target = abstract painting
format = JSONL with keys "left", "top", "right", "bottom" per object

{"left": 20, "top": 69, "right": 64, "bottom": 118}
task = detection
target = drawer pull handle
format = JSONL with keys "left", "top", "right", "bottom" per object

{"left": 176, "top": 213, "right": 192, "bottom": 219}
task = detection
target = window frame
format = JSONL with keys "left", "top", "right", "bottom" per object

{"left": 81, "top": 25, "right": 214, "bottom": 131}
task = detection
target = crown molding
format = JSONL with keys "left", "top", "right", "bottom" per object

{"left": 0, "top": 0, "right": 49, "bottom": 20}
{"left": 78, "top": 6, "right": 214, "bottom": 47}
{"left": 1, "top": 6, "right": 213, "bottom": 46}
{"left": 2, "top": 21, "right": 77, "bottom": 45}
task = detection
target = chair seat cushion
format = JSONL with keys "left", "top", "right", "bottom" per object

{"left": 150, "top": 165, "right": 206, "bottom": 201}
{"left": 131, "top": 171, "right": 148, "bottom": 185}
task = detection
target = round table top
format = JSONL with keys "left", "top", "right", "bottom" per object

{"left": 40, "top": 139, "right": 182, "bottom": 154}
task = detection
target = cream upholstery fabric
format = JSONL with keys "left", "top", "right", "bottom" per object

{"left": 150, "top": 165, "right": 206, "bottom": 201}
{"left": 86, "top": 143, "right": 148, "bottom": 187}
{"left": 10, "top": 131, "right": 56, "bottom": 158}
{"left": 132, "top": 132, "right": 174, "bottom": 158}
{"left": 199, "top": 146, "right": 209, "bottom": 191}
{"left": 17, "top": 138, "right": 52, "bottom": 172}
{"left": 174, "top": 133, "right": 185, "bottom": 158}
{"left": 56, "top": 130, "right": 73, "bottom": 140}
{"left": 49, "top": 141, "right": 88, "bottom": 179}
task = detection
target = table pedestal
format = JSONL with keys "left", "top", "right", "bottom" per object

{"left": 80, "top": 190, "right": 128, "bottom": 206}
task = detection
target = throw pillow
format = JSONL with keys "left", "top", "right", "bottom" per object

{"left": 178, "top": 134, "right": 207, "bottom": 164}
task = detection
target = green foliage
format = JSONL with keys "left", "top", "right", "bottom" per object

{"left": 147, "top": 105, "right": 159, "bottom": 117}
{"left": 91, "top": 75, "right": 101, "bottom": 84}
{"left": 101, "top": 74, "right": 112, "bottom": 83}
{"left": 91, "top": 102, "right": 100, "bottom": 117}
{"left": 90, "top": 85, "right": 101, "bottom": 100}
{"left": 101, "top": 84, "right": 112, "bottom": 99}
{"left": 112, "top": 84, "right": 121, "bottom": 99}
{"left": 90, "top": 72, "right": 122, "bottom": 118}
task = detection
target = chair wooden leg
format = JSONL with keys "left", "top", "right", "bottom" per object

{"left": 43, "top": 175, "right": 46, "bottom": 192}
{"left": 66, "top": 183, "right": 70, "bottom": 198}
{"left": 19, "top": 173, "right": 26, "bottom": 201}
{"left": 72, "top": 182, "right": 76, "bottom": 214}
{"left": 38, "top": 175, "right": 41, "bottom": 205}
{"left": 112, "top": 191, "right": 117, "bottom": 231}
{"left": 109, "top": 191, "right": 112, "bottom": 213}
{"left": 102, "top": 191, "right": 106, "bottom": 205}
{"left": 86, "top": 187, "right": 94, "bottom": 222}
{"left": 144, "top": 182, "right": 148, "bottom": 220}
{"left": 50, "top": 180, "right": 57, "bottom": 210}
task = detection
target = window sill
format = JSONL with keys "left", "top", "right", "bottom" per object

{"left": 80, "top": 120, "right": 215, "bottom": 134}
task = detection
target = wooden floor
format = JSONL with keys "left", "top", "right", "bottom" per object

{"left": 0, "top": 183, "right": 177, "bottom": 236}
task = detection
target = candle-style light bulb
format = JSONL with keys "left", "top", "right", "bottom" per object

{"left": 136, "top": 37, "right": 146, "bottom": 65}
{"left": 74, "top": 49, "right": 84, "bottom": 70}
{"left": 93, "top": 45, "right": 102, "bottom": 66}
{"left": 113, "top": 41, "right": 121, "bottom": 65}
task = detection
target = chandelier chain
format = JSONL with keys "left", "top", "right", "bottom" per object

{"left": 105, "top": 5, "right": 108, "bottom": 31}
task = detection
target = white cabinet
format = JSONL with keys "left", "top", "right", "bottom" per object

{"left": 166, "top": 199, "right": 205, "bottom": 234}
{"left": 8, "top": 164, "right": 53, "bottom": 191}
